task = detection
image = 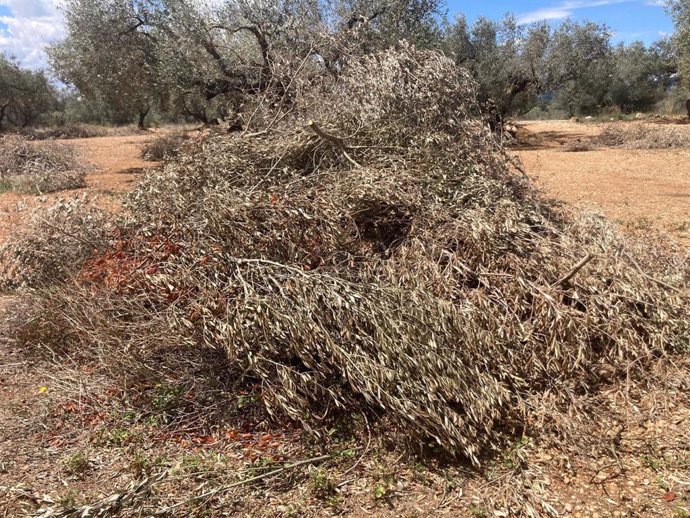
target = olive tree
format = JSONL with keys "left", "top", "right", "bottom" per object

{"left": 0, "top": 54, "right": 56, "bottom": 131}
{"left": 608, "top": 40, "right": 676, "bottom": 113}
{"left": 49, "top": 0, "right": 166, "bottom": 128}
{"left": 444, "top": 16, "right": 612, "bottom": 123}
{"left": 668, "top": 0, "right": 690, "bottom": 116}
{"left": 669, "top": 1, "right": 690, "bottom": 85}
{"left": 49, "top": 0, "right": 444, "bottom": 127}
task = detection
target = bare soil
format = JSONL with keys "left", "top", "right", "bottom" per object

{"left": 0, "top": 133, "right": 157, "bottom": 244}
{"left": 515, "top": 120, "right": 690, "bottom": 245}
{"left": 1, "top": 125, "right": 689, "bottom": 517}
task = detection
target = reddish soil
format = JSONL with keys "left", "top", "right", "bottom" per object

{"left": 515, "top": 120, "right": 690, "bottom": 245}
{"left": 0, "top": 133, "right": 157, "bottom": 244}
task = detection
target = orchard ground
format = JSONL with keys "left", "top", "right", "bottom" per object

{"left": 0, "top": 121, "right": 688, "bottom": 517}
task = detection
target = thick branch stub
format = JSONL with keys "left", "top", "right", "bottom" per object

{"left": 552, "top": 254, "right": 594, "bottom": 288}
{"left": 306, "top": 120, "right": 362, "bottom": 168}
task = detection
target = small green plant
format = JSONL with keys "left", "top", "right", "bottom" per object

{"left": 106, "top": 427, "right": 131, "bottom": 446}
{"left": 411, "top": 462, "right": 431, "bottom": 484}
{"left": 235, "top": 393, "right": 258, "bottom": 410}
{"left": 673, "top": 507, "right": 690, "bottom": 518}
{"left": 129, "top": 453, "right": 167, "bottom": 477}
{"left": 58, "top": 489, "right": 80, "bottom": 508}
{"left": 279, "top": 504, "right": 304, "bottom": 517}
{"left": 372, "top": 475, "right": 396, "bottom": 501}
{"left": 310, "top": 468, "right": 336, "bottom": 498}
{"left": 502, "top": 436, "right": 529, "bottom": 470}
{"left": 656, "top": 475, "right": 671, "bottom": 491}
{"left": 63, "top": 452, "right": 92, "bottom": 477}
{"left": 641, "top": 454, "right": 660, "bottom": 471}
{"left": 152, "top": 383, "right": 185, "bottom": 413}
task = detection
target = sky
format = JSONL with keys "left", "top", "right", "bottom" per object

{"left": 449, "top": 0, "right": 674, "bottom": 43}
{"left": 0, "top": 0, "right": 675, "bottom": 71}
{"left": 0, "top": 0, "right": 65, "bottom": 69}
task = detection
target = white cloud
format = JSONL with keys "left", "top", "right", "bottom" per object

{"left": 517, "top": 0, "right": 630, "bottom": 24}
{"left": 0, "top": 0, "right": 64, "bottom": 69}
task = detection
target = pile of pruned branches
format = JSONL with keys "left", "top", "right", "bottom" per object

{"left": 5, "top": 44, "right": 688, "bottom": 465}
{"left": 0, "top": 135, "right": 88, "bottom": 194}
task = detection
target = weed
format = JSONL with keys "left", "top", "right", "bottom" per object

{"left": 57, "top": 489, "right": 80, "bottom": 509}
{"left": 310, "top": 468, "right": 336, "bottom": 498}
{"left": 373, "top": 475, "right": 397, "bottom": 501}
{"left": 656, "top": 476, "right": 671, "bottom": 491}
{"left": 152, "top": 383, "right": 185, "bottom": 413}
{"left": 641, "top": 454, "right": 660, "bottom": 471}
{"left": 235, "top": 393, "right": 258, "bottom": 410}
{"left": 129, "top": 453, "right": 167, "bottom": 478}
{"left": 502, "top": 436, "right": 529, "bottom": 470}
{"left": 62, "top": 451, "right": 92, "bottom": 478}
{"left": 100, "top": 427, "right": 132, "bottom": 447}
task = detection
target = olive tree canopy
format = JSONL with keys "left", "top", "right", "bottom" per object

{"left": 49, "top": 0, "right": 444, "bottom": 126}
{"left": 0, "top": 54, "right": 56, "bottom": 130}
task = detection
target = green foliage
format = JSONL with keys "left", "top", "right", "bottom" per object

{"left": 152, "top": 383, "right": 185, "bottom": 413}
{"left": 669, "top": 0, "right": 690, "bottom": 92}
{"left": 444, "top": 16, "right": 613, "bottom": 118}
{"left": 48, "top": 0, "right": 164, "bottom": 128}
{"left": 46, "top": 0, "right": 687, "bottom": 124}
{"left": 62, "top": 451, "right": 92, "bottom": 477}
{"left": 607, "top": 40, "right": 676, "bottom": 113}
{"left": 310, "top": 468, "right": 336, "bottom": 498}
{"left": 0, "top": 54, "right": 57, "bottom": 130}
{"left": 49, "top": 0, "right": 445, "bottom": 127}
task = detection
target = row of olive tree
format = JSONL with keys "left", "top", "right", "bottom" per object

{"left": 668, "top": 0, "right": 690, "bottom": 116}
{"left": 34, "top": 0, "right": 690, "bottom": 128}
{"left": 444, "top": 15, "right": 678, "bottom": 120}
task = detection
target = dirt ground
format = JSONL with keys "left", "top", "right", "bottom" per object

{"left": 515, "top": 120, "right": 690, "bottom": 245}
{"left": 0, "top": 133, "right": 157, "bottom": 244}
{"left": 1, "top": 125, "right": 689, "bottom": 517}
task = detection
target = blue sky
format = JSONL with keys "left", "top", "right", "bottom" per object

{"left": 448, "top": 0, "right": 673, "bottom": 44}
{"left": 0, "top": 0, "right": 675, "bottom": 70}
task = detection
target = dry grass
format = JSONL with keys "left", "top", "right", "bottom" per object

{"left": 596, "top": 122, "right": 690, "bottom": 149}
{"left": 0, "top": 135, "right": 89, "bottom": 194}
{"left": 3, "top": 44, "right": 689, "bottom": 481}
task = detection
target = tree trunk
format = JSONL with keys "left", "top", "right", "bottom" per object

{"left": 0, "top": 101, "right": 9, "bottom": 132}
{"left": 686, "top": 99, "right": 690, "bottom": 119}
{"left": 138, "top": 107, "right": 150, "bottom": 129}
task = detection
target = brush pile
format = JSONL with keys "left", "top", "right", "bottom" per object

{"left": 597, "top": 122, "right": 690, "bottom": 149}
{"left": 0, "top": 135, "right": 88, "bottom": 193}
{"left": 6, "top": 45, "right": 689, "bottom": 465}
{"left": 0, "top": 195, "right": 113, "bottom": 289}
{"left": 24, "top": 123, "right": 141, "bottom": 140}
{"left": 140, "top": 133, "right": 192, "bottom": 161}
